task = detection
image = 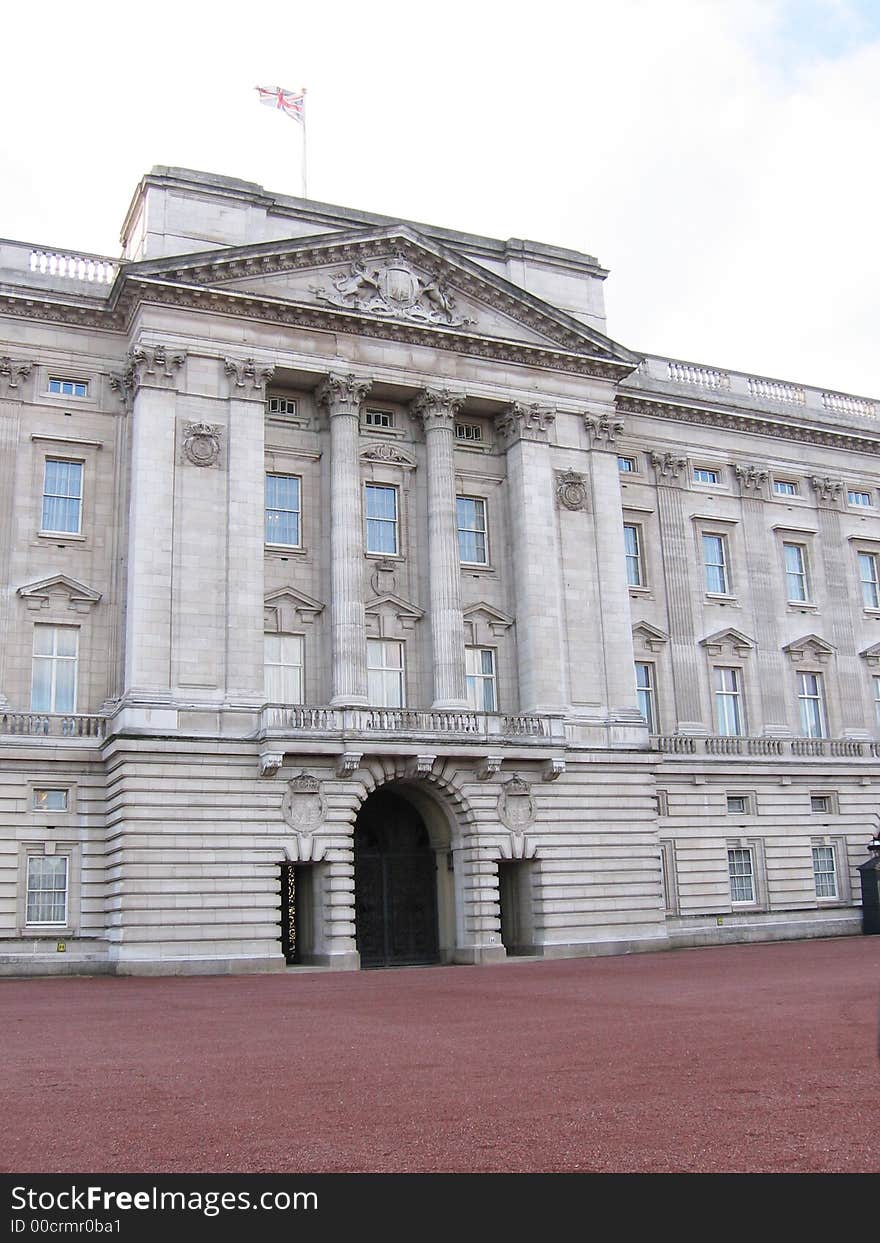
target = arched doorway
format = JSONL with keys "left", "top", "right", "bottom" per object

{"left": 354, "top": 786, "right": 440, "bottom": 968}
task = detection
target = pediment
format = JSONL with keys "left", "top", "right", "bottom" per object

{"left": 783, "top": 633, "right": 836, "bottom": 663}
{"left": 463, "top": 601, "right": 514, "bottom": 635}
{"left": 632, "top": 621, "right": 668, "bottom": 650}
{"left": 129, "top": 226, "right": 638, "bottom": 369}
{"left": 860, "top": 642, "right": 880, "bottom": 668}
{"left": 699, "top": 627, "right": 755, "bottom": 656}
{"left": 365, "top": 592, "right": 424, "bottom": 620}
{"left": 264, "top": 586, "right": 324, "bottom": 628}
{"left": 18, "top": 575, "right": 102, "bottom": 613}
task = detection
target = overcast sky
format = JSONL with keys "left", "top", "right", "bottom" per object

{"left": 1, "top": 0, "right": 877, "bottom": 396}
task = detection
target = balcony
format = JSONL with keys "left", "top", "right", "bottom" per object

{"left": 0, "top": 713, "right": 106, "bottom": 739}
{"left": 260, "top": 705, "right": 567, "bottom": 746}
{"left": 653, "top": 734, "right": 879, "bottom": 759}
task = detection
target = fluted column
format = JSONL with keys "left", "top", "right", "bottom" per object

{"left": 497, "top": 402, "right": 566, "bottom": 714}
{"left": 651, "top": 450, "right": 705, "bottom": 733}
{"left": 412, "top": 387, "right": 469, "bottom": 708}
{"left": 811, "top": 476, "right": 869, "bottom": 737}
{"left": 317, "top": 373, "right": 371, "bottom": 707}
{"left": 734, "top": 464, "right": 789, "bottom": 734}
{"left": 0, "top": 358, "right": 33, "bottom": 708}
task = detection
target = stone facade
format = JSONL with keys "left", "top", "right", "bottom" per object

{"left": 0, "top": 166, "right": 876, "bottom": 975}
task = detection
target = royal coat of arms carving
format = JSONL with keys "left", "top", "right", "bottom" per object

{"left": 282, "top": 772, "right": 325, "bottom": 836}
{"left": 312, "top": 256, "right": 474, "bottom": 328}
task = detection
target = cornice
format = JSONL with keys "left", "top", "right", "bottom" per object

{"left": 617, "top": 393, "right": 880, "bottom": 456}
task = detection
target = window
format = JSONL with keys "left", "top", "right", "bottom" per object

{"left": 783, "top": 543, "right": 809, "bottom": 602}
{"left": 41, "top": 459, "right": 83, "bottom": 534}
{"left": 848, "top": 490, "right": 874, "bottom": 507}
{"left": 726, "top": 795, "right": 749, "bottom": 815}
{"left": 624, "top": 524, "right": 644, "bottom": 587}
{"left": 33, "top": 789, "right": 69, "bottom": 812}
{"left": 456, "top": 496, "right": 488, "bottom": 565}
{"left": 264, "top": 634, "right": 304, "bottom": 703}
{"left": 874, "top": 676, "right": 880, "bottom": 727}
{"left": 364, "top": 408, "right": 394, "bottom": 429}
{"left": 798, "top": 672, "right": 827, "bottom": 738}
{"left": 365, "top": 484, "right": 398, "bottom": 555}
{"left": 812, "top": 845, "right": 838, "bottom": 899}
{"left": 858, "top": 551, "right": 880, "bottom": 609}
{"left": 265, "top": 474, "right": 301, "bottom": 547}
{"left": 618, "top": 455, "right": 637, "bottom": 473}
{"left": 455, "top": 421, "right": 483, "bottom": 443}
{"left": 810, "top": 794, "right": 831, "bottom": 814}
{"left": 367, "top": 639, "right": 405, "bottom": 707}
{"left": 714, "top": 667, "right": 745, "bottom": 736}
{"left": 635, "top": 662, "right": 657, "bottom": 733}
{"left": 31, "top": 626, "right": 78, "bottom": 714}
{"left": 773, "top": 479, "right": 799, "bottom": 497}
{"left": 728, "top": 848, "right": 755, "bottom": 904}
{"left": 466, "top": 647, "right": 497, "bottom": 712}
{"left": 693, "top": 467, "right": 720, "bottom": 485}
{"left": 48, "top": 377, "right": 87, "bottom": 398}
{"left": 266, "top": 396, "right": 298, "bottom": 416}
{"left": 26, "top": 856, "right": 69, "bottom": 925}
{"left": 702, "top": 533, "right": 729, "bottom": 594}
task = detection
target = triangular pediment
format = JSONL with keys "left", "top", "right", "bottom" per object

{"left": 463, "top": 601, "right": 514, "bottom": 631}
{"left": 860, "top": 642, "right": 880, "bottom": 667}
{"left": 632, "top": 621, "right": 669, "bottom": 650}
{"left": 783, "top": 633, "right": 836, "bottom": 663}
{"left": 264, "top": 586, "right": 324, "bottom": 626}
{"left": 699, "top": 627, "right": 755, "bottom": 655}
{"left": 365, "top": 592, "right": 424, "bottom": 621}
{"left": 18, "top": 575, "right": 102, "bottom": 613}
{"left": 127, "top": 226, "right": 638, "bottom": 369}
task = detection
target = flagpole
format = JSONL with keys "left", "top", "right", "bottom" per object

{"left": 301, "top": 87, "right": 308, "bottom": 198}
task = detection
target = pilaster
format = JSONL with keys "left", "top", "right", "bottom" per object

{"left": 316, "top": 372, "right": 371, "bottom": 707}
{"left": 411, "top": 387, "right": 468, "bottom": 709}
{"left": 0, "top": 358, "right": 33, "bottom": 707}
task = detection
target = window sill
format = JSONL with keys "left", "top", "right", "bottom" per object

{"left": 365, "top": 551, "right": 404, "bottom": 562}
{"left": 265, "top": 544, "right": 307, "bottom": 557}
{"left": 704, "top": 594, "right": 739, "bottom": 605}
{"left": 461, "top": 563, "right": 495, "bottom": 575}
{"left": 787, "top": 601, "right": 818, "bottom": 612}
{"left": 628, "top": 585, "right": 652, "bottom": 597}
{"left": 37, "top": 531, "right": 86, "bottom": 542}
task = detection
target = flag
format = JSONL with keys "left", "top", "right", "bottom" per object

{"left": 255, "top": 85, "right": 306, "bottom": 124}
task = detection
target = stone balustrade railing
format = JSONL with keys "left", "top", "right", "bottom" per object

{"left": 263, "top": 705, "right": 565, "bottom": 742}
{"left": 633, "top": 355, "right": 877, "bottom": 425}
{"left": 653, "top": 734, "right": 879, "bottom": 758}
{"left": 29, "top": 249, "right": 117, "bottom": 284}
{"left": 0, "top": 713, "right": 106, "bottom": 738}
{"left": 0, "top": 239, "right": 119, "bottom": 293}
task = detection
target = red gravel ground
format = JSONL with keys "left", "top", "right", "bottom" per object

{"left": 2, "top": 937, "right": 878, "bottom": 1174}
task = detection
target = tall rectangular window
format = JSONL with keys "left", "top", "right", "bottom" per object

{"left": 635, "top": 662, "right": 657, "bottom": 733}
{"left": 702, "top": 533, "right": 729, "bottom": 594}
{"left": 858, "top": 551, "right": 880, "bottom": 609}
{"left": 798, "top": 672, "right": 827, "bottom": 738}
{"left": 264, "top": 634, "right": 304, "bottom": 703}
{"left": 26, "top": 856, "right": 69, "bottom": 924}
{"left": 367, "top": 639, "right": 405, "bottom": 707}
{"left": 783, "top": 542, "right": 809, "bottom": 602}
{"left": 874, "top": 675, "right": 880, "bottom": 728}
{"left": 714, "top": 666, "right": 745, "bottom": 736}
{"left": 41, "top": 459, "right": 83, "bottom": 534}
{"left": 466, "top": 647, "right": 497, "bottom": 712}
{"left": 624, "top": 524, "right": 644, "bottom": 587}
{"left": 812, "top": 845, "right": 838, "bottom": 899}
{"left": 456, "top": 497, "right": 488, "bottom": 564}
{"left": 365, "top": 485, "right": 398, "bottom": 555}
{"left": 31, "top": 626, "right": 78, "bottom": 714}
{"left": 728, "top": 848, "right": 755, "bottom": 904}
{"left": 265, "top": 474, "right": 301, "bottom": 546}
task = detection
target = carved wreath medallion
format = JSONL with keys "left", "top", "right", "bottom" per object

{"left": 282, "top": 772, "right": 324, "bottom": 836}
{"left": 555, "top": 469, "right": 589, "bottom": 511}
{"left": 182, "top": 422, "right": 222, "bottom": 468}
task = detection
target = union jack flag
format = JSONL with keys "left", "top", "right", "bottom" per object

{"left": 255, "top": 85, "right": 306, "bottom": 124}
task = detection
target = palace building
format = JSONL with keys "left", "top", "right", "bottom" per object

{"left": 1, "top": 166, "right": 877, "bottom": 974}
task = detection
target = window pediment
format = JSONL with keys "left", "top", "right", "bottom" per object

{"left": 632, "top": 621, "right": 668, "bottom": 652}
{"left": 462, "top": 601, "right": 514, "bottom": 638}
{"left": 264, "top": 587, "right": 324, "bottom": 631}
{"left": 783, "top": 633, "right": 835, "bottom": 665}
{"left": 18, "top": 575, "right": 101, "bottom": 614}
{"left": 365, "top": 593, "right": 424, "bottom": 635}
{"left": 860, "top": 641, "right": 880, "bottom": 669}
{"left": 699, "top": 628, "right": 755, "bottom": 658}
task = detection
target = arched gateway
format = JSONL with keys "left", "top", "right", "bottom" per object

{"left": 353, "top": 785, "right": 445, "bottom": 968}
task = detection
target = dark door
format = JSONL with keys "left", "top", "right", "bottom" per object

{"left": 354, "top": 789, "right": 439, "bottom": 968}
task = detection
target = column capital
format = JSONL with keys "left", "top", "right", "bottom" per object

{"left": 495, "top": 402, "right": 555, "bottom": 447}
{"left": 650, "top": 449, "right": 688, "bottom": 484}
{"left": 810, "top": 474, "right": 844, "bottom": 508}
{"left": 315, "top": 372, "right": 371, "bottom": 416}
{"left": 111, "top": 343, "right": 186, "bottom": 409}
{"left": 410, "top": 386, "right": 465, "bottom": 428}
{"left": 734, "top": 463, "right": 769, "bottom": 497}
{"left": 223, "top": 356, "right": 275, "bottom": 398}
{"left": 0, "top": 356, "right": 34, "bottom": 398}
{"left": 584, "top": 412, "right": 625, "bottom": 449}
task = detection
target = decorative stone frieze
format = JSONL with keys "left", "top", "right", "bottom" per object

{"left": 0, "top": 356, "right": 33, "bottom": 396}
{"left": 810, "top": 475, "right": 844, "bottom": 506}
{"left": 584, "top": 412, "right": 625, "bottom": 448}
{"left": 223, "top": 356, "right": 275, "bottom": 395}
{"left": 312, "top": 254, "right": 475, "bottom": 328}
{"left": 495, "top": 402, "right": 555, "bottom": 447}
{"left": 734, "top": 464, "right": 769, "bottom": 495}
{"left": 555, "top": 469, "right": 589, "bottom": 512}
{"left": 650, "top": 450, "right": 687, "bottom": 483}
{"left": 181, "top": 422, "right": 223, "bottom": 468}
{"left": 359, "top": 443, "right": 416, "bottom": 468}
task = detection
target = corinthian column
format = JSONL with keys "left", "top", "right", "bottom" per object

{"left": 317, "top": 373, "right": 371, "bottom": 707}
{"left": 411, "top": 388, "right": 469, "bottom": 708}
